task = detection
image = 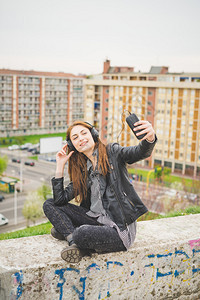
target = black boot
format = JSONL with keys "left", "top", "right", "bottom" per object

{"left": 61, "top": 233, "right": 89, "bottom": 263}
{"left": 51, "top": 227, "right": 65, "bottom": 240}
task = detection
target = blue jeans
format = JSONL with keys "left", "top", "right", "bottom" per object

{"left": 43, "top": 198, "right": 126, "bottom": 253}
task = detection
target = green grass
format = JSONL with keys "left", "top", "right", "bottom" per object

{"left": 0, "top": 222, "right": 52, "bottom": 240}
{"left": 1, "top": 206, "right": 200, "bottom": 240}
{"left": 128, "top": 167, "right": 195, "bottom": 191}
{"left": 28, "top": 155, "right": 38, "bottom": 160}
{"left": 156, "top": 206, "right": 200, "bottom": 219}
{"left": 0, "top": 132, "right": 66, "bottom": 147}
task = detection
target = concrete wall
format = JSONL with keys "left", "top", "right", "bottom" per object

{"left": 0, "top": 214, "right": 200, "bottom": 300}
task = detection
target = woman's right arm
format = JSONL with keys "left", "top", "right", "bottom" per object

{"left": 55, "top": 144, "right": 74, "bottom": 178}
{"left": 52, "top": 178, "right": 75, "bottom": 206}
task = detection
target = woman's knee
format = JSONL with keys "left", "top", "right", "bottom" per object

{"left": 43, "top": 198, "right": 54, "bottom": 214}
{"left": 73, "top": 225, "right": 91, "bottom": 248}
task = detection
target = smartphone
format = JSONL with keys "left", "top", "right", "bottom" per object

{"left": 126, "top": 113, "right": 146, "bottom": 140}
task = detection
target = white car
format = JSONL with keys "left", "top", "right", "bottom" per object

{"left": 0, "top": 213, "right": 9, "bottom": 226}
{"left": 20, "top": 143, "right": 32, "bottom": 150}
{"left": 8, "top": 144, "right": 20, "bottom": 151}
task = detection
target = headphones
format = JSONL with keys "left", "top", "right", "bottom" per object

{"left": 66, "top": 122, "right": 99, "bottom": 152}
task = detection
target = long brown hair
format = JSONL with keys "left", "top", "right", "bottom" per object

{"left": 66, "top": 121, "right": 110, "bottom": 204}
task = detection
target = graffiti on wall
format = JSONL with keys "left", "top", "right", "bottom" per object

{"left": 10, "top": 238, "right": 200, "bottom": 300}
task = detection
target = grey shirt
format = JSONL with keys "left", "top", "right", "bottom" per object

{"left": 86, "top": 149, "right": 136, "bottom": 250}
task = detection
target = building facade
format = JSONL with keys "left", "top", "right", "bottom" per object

{"left": 84, "top": 60, "right": 200, "bottom": 177}
{"left": 0, "top": 69, "right": 85, "bottom": 136}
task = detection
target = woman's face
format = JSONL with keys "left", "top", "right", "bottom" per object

{"left": 70, "top": 125, "right": 95, "bottom": 154}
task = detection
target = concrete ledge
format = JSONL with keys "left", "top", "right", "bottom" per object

{"left": 0, "top": 214, "right": 200, "bottom": 300}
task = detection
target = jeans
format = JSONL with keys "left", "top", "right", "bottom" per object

{"left": 43, "top": 198, "right": 126, "bottom": 253}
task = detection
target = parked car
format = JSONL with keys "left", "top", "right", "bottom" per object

{"left": 0, "top": 194, "right": 5, "bottom": 202}
{"left": 20, "top": 143, "right": 32, "bottom": 150}
{"left": 46, "top": 157, "right": 56, "bottom": 162}
{"left": 27, "top": 143, "right": 40, "bottom": 152}
{"left": 31, "top": 148, "right": 40, "bottom": 154}
{"left": 8, "top": 144, "right": 20, "bottom": 151}
{"left": 0, "top": 213, "right": 8, "bottom": 226}
{"left": 12, "top": 158, "right": 21, "bottom": 163}
{"left": 24, "top": 161, "right": 35, "bottom": 166}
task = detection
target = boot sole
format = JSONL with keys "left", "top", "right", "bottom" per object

{"left": 61, "top": 247, "right": 83, "bottom": 263}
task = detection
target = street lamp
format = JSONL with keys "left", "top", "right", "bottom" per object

{"left": 14, "top": 184, "right": 17, "bottom": 225}
{"left": 12, "top": 139, "right": 23, "bottom": 225}
{"left": 13, "top": 139, "right": 23, "bottom": 193}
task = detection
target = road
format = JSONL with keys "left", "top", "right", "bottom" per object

{"left": 0, "top": 147, "right": 68, "bottom": 234}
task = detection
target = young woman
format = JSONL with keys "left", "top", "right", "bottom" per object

{"left": 43, "top": 120, "right": 157, "bottom": 263}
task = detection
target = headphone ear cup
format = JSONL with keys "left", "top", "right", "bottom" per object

{"left": 90, "top": 127, "right": 99, "bottom": 142}
{"left": 67, "top": 140, "right": 76, "bottom": 152}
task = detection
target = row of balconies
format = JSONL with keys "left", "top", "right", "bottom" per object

{"left": 18, "top": 85, "right": 40, "bottom": 90}
{"left": 18, "top": 77, "right": 40, "bottom": 83}
{"left": 45, "top": 108, "right": 66, "bottom": 112}
{"left": 45, "top": 91, "right": 68, "bottom": 95}
{"left": 18, "top": 97, "right": 40, "bottom": 102}
{"left": 45, "top": 80, "right": 69, "bottom": 84}
{"left": 44, "top": 112, "right": 67, "bottom": 116}
{"left": 0, "top": 118, "right": 11, "bottom": 122}
{"left": 18, "top": 105, "right": 39, "bottom": 109}
{"left": 0, "top": 86, "right": 12, "bottom": 90}
{"left": 45, "top": 86, "right": 68, "bottom": 91}
{"left": 0, "top": 107, "right": 12, "bottom": 111}
{"left": 19, "top": 91, "right": 40, "bottom": 95}
{"left": 45, "top": 120, "right": 67, "bottom": 124}
{"left": 45, "top": 97, "right": 67, "bottom": 102}
{"left": 0, "top": 92, "right": 12, "bottom": 97}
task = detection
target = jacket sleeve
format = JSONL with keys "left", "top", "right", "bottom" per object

{"left": 51, "top": 177, "right": 75, "bottom": 206}
{"left": 111, "top": 135, "right": 157, "bottom": 165}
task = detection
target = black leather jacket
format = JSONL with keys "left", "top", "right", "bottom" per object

{"left": 52, "top": 137, "right": 157, "bottom": 231}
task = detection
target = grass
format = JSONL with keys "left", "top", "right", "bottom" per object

{"left": 28, "top": 155, "right": 38, "bottom": 160}
{"left": 1, "top": 206, "right": 200, "bottom": 240}
{"left": 0, "top": 132, "right": 66, "bottom": 147}
{"left": 156, "top": 205, "right": 200, "bottom": 219}
{"left": 0, "top": 222, "right": 52, "bottom": 240}
{"left": 128, "top": 167, "right": 195, "bottom": 191}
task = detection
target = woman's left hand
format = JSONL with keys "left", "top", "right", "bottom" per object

{"left": 134, "top": 120, "right": 155, "bottom": 142}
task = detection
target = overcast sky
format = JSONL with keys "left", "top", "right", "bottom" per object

{"left": 0, "top": 0, "right": 200, "bottom": 75}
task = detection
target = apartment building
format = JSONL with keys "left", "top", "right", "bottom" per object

{"left": 0, "top": 69, "right": 85, "bottom": 136}
{"left": 84, "top": 60, "right": 200, "bottom": 177}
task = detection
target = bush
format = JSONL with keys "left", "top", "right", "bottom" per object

{"left": 0, "top": 155, "right": 8, "bottom": 175}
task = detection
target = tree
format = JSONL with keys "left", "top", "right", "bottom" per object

{"left": 22, "top": 191, "right": 44, "bottom": 227}
{"left": 0, "top": 155, "right": 8, "bottom": 175}
{"left": 22, "top": 184, "right": 52, "bottom": 227}
{"left": 37, "top": 184, "right": 52, "bottom": 202}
